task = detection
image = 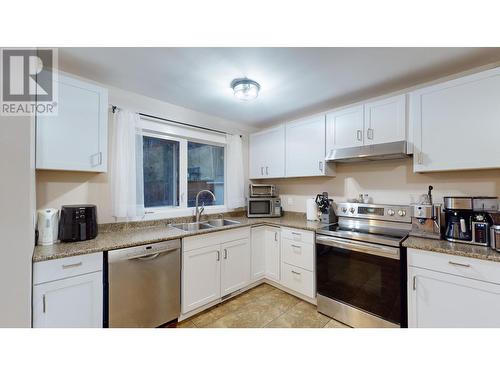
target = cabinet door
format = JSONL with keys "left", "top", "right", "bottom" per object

{"left": 249, "top": 125, "right": 285, "bottom": 179}
{"left": 265, "top": 228, "right": 281, "bottom": 281}
{"left": 249, "top": 131, "right": 266, "bottom": 178}
{"left": 408, "top": 266, "right": 500, "bottom": 328}
{"left": 221, "top": 238, "right": 251, "bottom": 296}
{"left": 182, "top": 244, "right": 221, "bottom": 314}
{"left": 410, "top": 67, "right": 500, "bottom": 172}
{"left": 286, "top": 115, "right": 328, "bottom": 177}
{"left": 36, "top": 72, "right": 108, "bottom": 172}
{"left": 364, "top": 94, "right": 406, "bottom": 145}
{"left": 326, "top": 105, "right": 364, "bottom": 152}
{"left": 32, "top": 272, "right": 103, "bottom": 328}
{"left": 251, "top": 226, "right": 266, "bottom": 280}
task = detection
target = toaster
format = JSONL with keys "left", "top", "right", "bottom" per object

{"left": 59, "top": 204, "right": 98, "bottom": 242}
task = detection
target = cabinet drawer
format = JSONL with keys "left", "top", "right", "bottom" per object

{"left": 408, "top": 248, "right": 500, "bottom": 285}
{"left": 281, "top": 227, "right": 314, "bottom": 244}
{"left": 282, "top": 238, "right": 314, "bottom": 271}
{"left": 33, "top": 252, "right": 103, "bottom": 285}
{"left": 281, "top": 263, "right": 315, "bottom": 298}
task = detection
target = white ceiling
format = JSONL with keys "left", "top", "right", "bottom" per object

{"left": 59, "top": 47, "right": 500, "bottom": 128}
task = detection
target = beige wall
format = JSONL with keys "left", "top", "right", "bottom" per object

{"left": 0, "top": 115, "right": 35, "bottom": 327}
{"left": 36, "top": 75, "right": 250, "bottom": 223}
{"left": 259, "top": 159, "right": 500, "bottom": 212}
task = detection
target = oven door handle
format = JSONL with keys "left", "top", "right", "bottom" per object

{"left": 316, "top": 235, "right": 400, "bottom": 259}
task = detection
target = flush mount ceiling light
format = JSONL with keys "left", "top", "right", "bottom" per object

{"left": 231, "top": 78, "right": 261, "bottom": 101}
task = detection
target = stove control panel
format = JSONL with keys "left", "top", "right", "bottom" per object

{"left": 335, "top": 202, "right": 411, "bottom": 223}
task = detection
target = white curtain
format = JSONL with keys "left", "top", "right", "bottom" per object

{"left": 111, "top": 110, "right": 145, "bottom": 219}
{"left": 226, "top": 134, "right": 245, "bottom": 209}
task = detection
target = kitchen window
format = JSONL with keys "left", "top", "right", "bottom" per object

{"left": 187, "top": 142, "right": 224, "bottom": 207}
{"left": 140, "top": 118, "right": 226, "bottom": 217}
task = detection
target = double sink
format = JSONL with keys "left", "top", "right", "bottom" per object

{"left": 170, "top": 218, "right": 240, "bottom": 232}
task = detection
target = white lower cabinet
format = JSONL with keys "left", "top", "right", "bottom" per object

{"left": 182, "top": 244, "right": 221, "bottom": 314}
{"left": 281, "top": 263, "right": 315, "bottom": 298}
{"left": 264, "top": 227, "right": 281, "bottom": 281}
{"left": 250, "top": 226, "right": 266, "bottom": 280}
{"left": 182, "top": 228, "right": 251, "bottom": 314}
{"left": 32, "top": 253, "right": 103, "bottom": 328}
{"left": 408, "top": 248, "right": 500, "bottom": 328}
{"left": 221, "top": 239, "right": 251, "bottom": 296}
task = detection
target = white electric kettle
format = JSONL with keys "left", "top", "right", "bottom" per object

{"left": 37, "top": 208, "right": 59, "bottom": 246}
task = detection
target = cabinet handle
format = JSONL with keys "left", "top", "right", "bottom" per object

{"left": 357, "top": 130, "right": 362, "bottom": 141}
{"left": 318, "top": 161, "right": 323, "bottom": 172}
{"left": 261, "top": 167, "right": 264, "bottom": 175}
{"left": 62, "top": 262, "right": 82, "bottom": 269}
{"left": 223, "top": 249, "right": 227, "bottom": 259}
{"left": 266, "top": 166, "right": 269, "bottom": 175}
{"left": 448, "top": 261, "right": 471, "bottom": 268}
{"left": 367, "top": 128, "right": 374, "bottom": 140}
{"left": 216, "top": 251, "right": 220, "bottom": 261}
{"left": 412, "top": 276, "right": 416, "bottom": 291}
{"left": 42, "top": 294, "right": 46, "bottom": 313}
{"left": 274, "top": 232, "right": 278, "bottom": 241}
{"left": 417, "top": 152, "right": 423, "bottom": 165}
{"left": 292, "top": 244, "right": 301, "bottom": 251}
{"left": 291, "top": 232, "right": 301, "bottom": 237}
{"left": 291, "top": 270, "right": 301, "bottom": 276}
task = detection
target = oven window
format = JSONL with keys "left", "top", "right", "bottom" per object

{"left": 249, "top": 200, "right": 270, "bottom": 215}
{"left": 316, "top": 243, "right": 401, "bottom": 324}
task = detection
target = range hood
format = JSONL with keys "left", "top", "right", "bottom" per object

{"left": 325, "top": 141, "right": 409, "bottom": 163}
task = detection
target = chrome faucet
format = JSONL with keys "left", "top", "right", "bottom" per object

{"left": 195, "top": 190, "right": 216, "bottom": 222}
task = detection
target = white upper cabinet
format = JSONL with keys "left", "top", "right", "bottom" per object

{"left": 326, "top": 104, "right": 364, "bottom": 151}
{"left": 364, "top": 94, "right": 406, "bottom": 145}
{"left": 249, "top": 124, "right": 285, "bottom": 179}
{"left": 285, "top": 115, "right": 334, "bottom": 177}
{"left": 410, "top": 67, "right": 500, "bottom": 172}
{"left": 36, "top": 72, "right": 108, "bottom": 172}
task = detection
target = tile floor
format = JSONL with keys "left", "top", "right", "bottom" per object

{"left": 173, "top": 283, "right": 350, "bottom": 328}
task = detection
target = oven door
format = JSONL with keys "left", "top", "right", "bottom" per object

{"left": 247, "top": 199, "right": 272, "bottom": 217}
{"left": 316, "top": 235, "right": 402, "bottom": 325}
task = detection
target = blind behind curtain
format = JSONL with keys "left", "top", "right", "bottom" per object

{"left": 111, "top": 110, "right": 145, "bottom": 219}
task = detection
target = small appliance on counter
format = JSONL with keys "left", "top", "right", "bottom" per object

{"left": 443, "top": 197, "right": 497, "bottom": 247}
{"left": 59, "top": 204, "right": 98, "bottom": 242}
{"left": 315, "top": 192, "right": 337, "bottom": 224}
{"left": 247, "top": 184, "right": 282, "bottom": 218}
{"left": 249, "top": 183, "right": 277, "bottom": 197}
{"left": 37, "top": 208, "right": 59, "bottom": 246}
{"left": 409, "top": 186, "right": 442, "bottom": 240}
{"left": 489, "top": 212, "right": 500, "bottom": 251}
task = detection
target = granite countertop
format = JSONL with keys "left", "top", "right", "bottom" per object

{"left": 33, "top": 213, "right": 325, "bottom": 263}
{"left": 403, "top": 236, "right": 500, "bottom": 263}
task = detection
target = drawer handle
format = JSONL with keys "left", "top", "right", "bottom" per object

{"left": 62, "top": 262, "right": 83, "bottom": 269}
{"left": 448, "top": 261, "right": 471, "bottom": 268}
{"left": 291, "top": 232, "right": 301, "bottom": 237}
{"left": 291, "top": 244, "right": 301, "bottom": 252}
{"left": 291, "top": 270, "right": 301, "bottom": 276}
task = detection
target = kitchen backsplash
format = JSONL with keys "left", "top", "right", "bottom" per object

{"left": 260, "top": 158, "right": 500, "bottom": 212}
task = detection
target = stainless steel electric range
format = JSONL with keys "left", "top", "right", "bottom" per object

{"left": 316, "top": 202, "right": 411, "bottom": 328}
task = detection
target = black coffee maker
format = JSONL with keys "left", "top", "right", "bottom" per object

{"left": 444, "top": 197, "right": 497, "bottom": 246}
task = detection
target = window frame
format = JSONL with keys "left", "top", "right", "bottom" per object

{"left": 139, "top": 117, "right": 228, "bottom": 220}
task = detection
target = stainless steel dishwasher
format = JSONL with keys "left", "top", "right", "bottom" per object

{"left": 108, "top": 239, "right": 181, "bottom": 327}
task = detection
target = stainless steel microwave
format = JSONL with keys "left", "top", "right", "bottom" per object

{"left": 247, "top": 197, "right": 282, "bottom": 218}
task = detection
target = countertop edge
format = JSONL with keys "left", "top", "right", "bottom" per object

{"left": 32, "top": 219, "right": 319, "bottom": 263}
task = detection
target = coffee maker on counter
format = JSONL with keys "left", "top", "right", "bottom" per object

{"left": 410, "top": 186, "right": 442, "bottom": 240}
{"left": 443, "top": 196, "right": 498, "bottom": 247}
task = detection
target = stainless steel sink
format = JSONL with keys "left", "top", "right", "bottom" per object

{"left": 206, "top": 219, "right": 240, "bottom": 227}
{"left": 170, "top": 222, "right": 213, "bottom": 231}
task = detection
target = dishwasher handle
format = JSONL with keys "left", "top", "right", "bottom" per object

{"left": 108, "top": 240, "right": 181, "bottom": 263}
